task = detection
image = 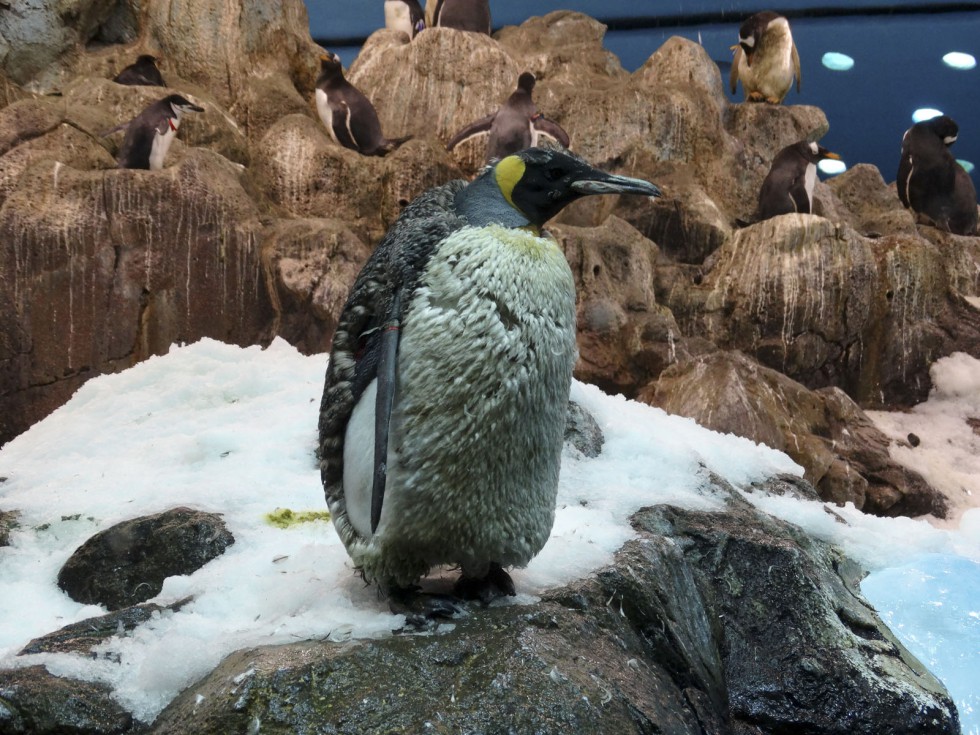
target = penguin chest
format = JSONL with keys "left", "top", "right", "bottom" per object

{"left": 314, "top": 88, "right": 340, "bottom": 144}
{"left": 149, "top": 121, "right": 178, "bottom": 171}
{"left": 802, "top": 162, "right": 817, "bottom": 213}
{"left": 345, "top": 225, "right": 577, "bottom": 576}
{"left": 741, "top": 29, "right": 794, "bottom": 99}
{"left": 384, "top": 0, "right": 413, "bottom": 36}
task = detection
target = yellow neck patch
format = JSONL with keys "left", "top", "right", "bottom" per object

{"left": 494, "top": 155, "right": 526, "bottom": 209}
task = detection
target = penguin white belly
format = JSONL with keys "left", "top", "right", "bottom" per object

{"left": 344, "top": 224, "right": 578, "bottom": 586}
{"left": 315, "top": 88, "right": 339, "bottom": 145}
{"left": 803, "top": 161, "right": 817, "bottom": 213}
{"left": 384, "top": 1, "right": 412, "bottom": 36}
{"left": 149, "top": 124, "right": 177, "bottom": 171}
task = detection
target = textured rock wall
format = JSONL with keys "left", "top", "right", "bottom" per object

{"left": 0, "top": 5, "right": 978, "bottom": 516}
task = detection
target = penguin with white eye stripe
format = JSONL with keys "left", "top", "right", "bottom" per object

{"left": 753, "top": 141, "right": 841, "bottom": 221}
{"left": 315, "top": 52, "right": 410, "bottom": 157}
{"left": 897, "top": 115, "right": 978, "bottom": 236}
{"left": 730, "top": 10, "right": 801, "bottom": 104}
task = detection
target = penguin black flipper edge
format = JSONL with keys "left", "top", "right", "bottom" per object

{"left": 371, "top": 288, "right": 402, "bottom": 533}
{"left": 446, "top": 113, "right": 496, "bottom": 151}
{"left": 532, "top": 115, "right": 570, "bottom": 149}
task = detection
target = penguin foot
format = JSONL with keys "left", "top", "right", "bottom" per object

{"left": 388, "top": 585, "right": 464, "bottom": 627}
{"left": 747, "top": 92, "right": 766, "bottom": 102}
{"left": 454, "top": 563, "right": 516, "bottom": 606}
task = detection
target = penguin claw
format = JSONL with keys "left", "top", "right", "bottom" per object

{"left": 454, "top": 563, "right": 517, "bottom": 606}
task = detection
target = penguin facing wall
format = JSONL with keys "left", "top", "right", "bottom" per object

{"left": 115, "top": 94, "right": 204, "bottom": 170}
{"left": 113, "top": 55, "right": 167, "bottom": 87}
{"left": 730, "top": 11, "right": 801, "bottom": 104}
{"left": 897, "top": 115, "right": 978, "bottom": 236}
{"left": 433, "top": 0, "right": 491, "bottom": 34}
{"left": 315, "top": 52, "right": 410, "bottom": 157}
{"left": 318, "top": 147, "right": 661, "bottom": 618}
{"left": 754, "top": 141, "right": 841, "bottom": 221}
{"left": 446, "top": 72, "right": 570, "bottom": 163}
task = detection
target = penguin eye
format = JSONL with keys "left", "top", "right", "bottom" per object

{"left": 545, "top": 167, "right": 565, "bottom": 182}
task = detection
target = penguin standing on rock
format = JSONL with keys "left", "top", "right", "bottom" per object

{"left": 114, "top": 94, "right": 204, "bottom": 170}
{"left": 384, "top": 0, "right": 425, "bottom": 38}
{"left": 730, "top": 11, "right": 801, "bottom": 104}
{"left": 753, "top": 141, "right": 841, "bottom": 221}
{"left": 318, "top": 147, "right": 661, "bottom": 618}
{"left": 113, "top": 55, "right": 166, "bottom": 87}
{"left": 433, "top": 0, "right": 491, "bottom": 34}
{"left": 897, "top": 115, "right": 978, "bottom": 236}
{"left": 315, "top": 52, "right": 410, "bottom": 157}
{"left": 446, "top": 72, "right": 570, "bottom": 163}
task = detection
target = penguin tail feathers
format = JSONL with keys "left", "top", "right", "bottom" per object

{"left": 375, "top": 135, "right": 413, "bottom": 156}
{"left": 100, "top": 121, "right": 131, "bottom": 137}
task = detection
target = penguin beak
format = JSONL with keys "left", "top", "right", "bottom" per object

{"left": 570, "top": 170, "right": 663, "bottom": 199}
{"left": 824, "top": 151, "right": 841, "bottom": 160}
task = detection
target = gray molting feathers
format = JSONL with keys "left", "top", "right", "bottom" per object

{"left": 113, "top": 55, "right": 166, "bottom": 87}
{"left": 446, "top": 71, "right": 570, "bottom": 163}
{"left": 753, "top": 140, "right": 841, "bottom": 221}
{"left": 115, "top": 93, "right": 204, "bottom": 170}
{"left": 433, "top": 0, "right": 491, "bottom": 34}
{"left": 384, "top": 0, "right": 425, "bottom": 38}
{"left": 897, "top": 115, "right": 978, "bottom": 236}
{"left": 315, "top": 51, "right": 411, "bottom": 157}
{"left": 730, "top": 11, "right": 801, "bottom": 104}
{"left": 317, "top": 147, "right": 661, "bottom": 604}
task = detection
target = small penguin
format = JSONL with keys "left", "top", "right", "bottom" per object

{"left": 754, "top": 141, "right": 841, "bottom": 221}
{"left": 315, "top": 52, "right": 410, "bottom": 157}
{"left": 897, "top": 115, "right": 978, "bottom": 236}
{"left": 433, "top": 0, "right": 491, "bottom": 34}
{"left": 384, "top": 0, "right": 425, "bottom": 39}
{"left": 115, "top": 94, "right": 204, "bottom": 170}
{"left": 319, "top": 147, "right": 661, "bottom": 616}
{"left": 730, "top": 11, "right": 801, "bottom": 104}
{"left": 113, "top": 55, "right": 167, "bottom": 87}
{"left": 446, "top": 72, "right": 570, "bottom": 163}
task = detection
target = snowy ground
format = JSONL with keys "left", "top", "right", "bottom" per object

{"left": 0, "top": 339, "right": 977, "bottom": 728}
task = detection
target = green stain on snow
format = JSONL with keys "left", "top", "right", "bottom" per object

{"left": 265, "top": 507, "right": 331, "bottom": 528}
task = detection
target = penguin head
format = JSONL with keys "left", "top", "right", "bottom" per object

{"left": 318, "top": 52, "right": 345, "bottom": 82}
{"left": 736, "top": 11, "right": 784, "bottom": 66}
{"left": 799, "top": 141, "right": 841, "bottom": 163}
{"left": 921, "top": 115, "right": 959, "bottom": 146}
{"left": 165, "top": 94, "right": 204, "bottom": 118}
{"left": 456, "top": 146, "right": 662, "bottom": 229}
{"left": 517, "top": 72, "right": 536, "bottom": 94}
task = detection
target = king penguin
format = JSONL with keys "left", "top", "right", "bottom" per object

{"left": 384, "top": 0, "right": 425, "bottom": 39}
{"left": 315, "top": 52, "right": 410, "bottom": 157}
{"left": 115, "top": 94, "right": 203, "bottom": 170}
{"left": 433, "top": 0, "right": 491, "bottom": 34}
{"left": 113, "top": 55, "right": 166, "bottom": 87}
{"left": 318, "top": 146, "right": 661, "bottom": 615}
{"left": 446, "top": 72, "right": 570, "bottom": 163}
{"left": 897, "top": 115, "right": 978, "bottom": 236}
{"left": 730, "top": 11, "right": 801, "bottom": 104}
{"left": 754, "top": 141, "right": 841, "bottom": 221}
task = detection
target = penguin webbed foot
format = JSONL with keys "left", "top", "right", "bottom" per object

{"left": 388, "top": 584, "right": 465, "bottom": 628}
{"left": 454, "top": 563, "right": 516, "bottom": 606}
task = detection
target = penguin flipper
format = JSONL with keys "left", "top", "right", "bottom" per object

{"left": 730, "top": 46, "right": 743, "bottom": 94}
{"left": 532, "top": 116, "right": 570, "bottom": 148}
{"left": 371, "top": 288, "right": 402, "bottom": 533}
{"left": 330, "top": 101, "right": 360, "bottom": 152}
{"left": 792, "top": 43, "right": 802, "bottom": 93}
{"left": 446, "top": 114, "right": 496, "bottom": 151}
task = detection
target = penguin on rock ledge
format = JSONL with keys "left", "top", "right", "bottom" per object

{"left": 318, "top": 146, "right": 662, "bottom": 621}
